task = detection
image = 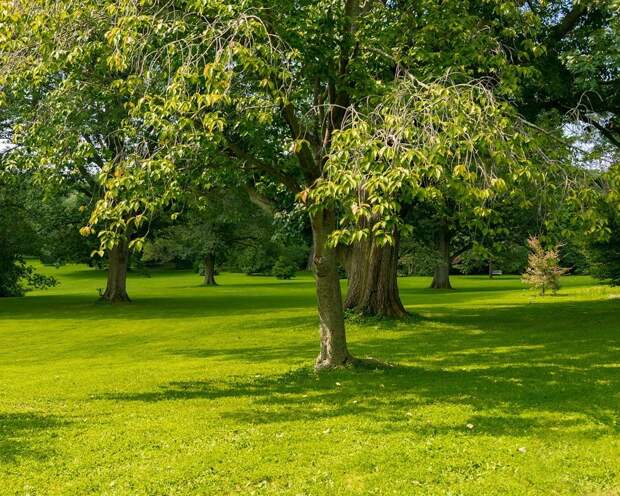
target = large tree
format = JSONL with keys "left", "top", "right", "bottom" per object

{"left": 0, "top": 1, "right": 160, "bottom": 302}
{"left": 84, "top": 0, "right": 567, "bottom": 368}
{"left": 1, "top": 0, "right": 562, "bottom": 367}
{"left": 520, "top": 0, "right": 619, "bottom": 149}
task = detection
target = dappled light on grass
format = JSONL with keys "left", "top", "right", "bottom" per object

{"left": 0, "top": 266, "right": 618, "bottom": 494}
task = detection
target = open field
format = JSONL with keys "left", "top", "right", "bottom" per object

{"left": 1, "top": 266, "right": 619, "bottom": 495}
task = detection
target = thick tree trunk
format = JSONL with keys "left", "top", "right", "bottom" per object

{"left": 203, "top": 253, "right": 217, "bottom": 286}
{"left": 431, "top": 224, "right": 452, "bottom": 290}
{"left": 311, "top": 209, "right": 355, "bottom": 370}
{"left": 102, "top": 239, "right": 130, "bottom": 303}
{"left": 345, "top": 231, "right": 407, "bottom": 318}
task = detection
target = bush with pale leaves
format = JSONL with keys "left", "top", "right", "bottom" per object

{"left": 522, "top": 237, "right": 569, "bottom": 296}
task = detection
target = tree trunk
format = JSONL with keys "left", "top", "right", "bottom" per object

{"left": 306, "top": 244, "right": 315, "bottom": 271}
{"left": 102, "top": 239, "right": 130, "bottom": 303}
{"left": 431, "top": 224, "right": 452, "bottom": 290}
{"left": 311, "top": 208, "right": 355, "bottom": 370}
{"left": 203, "top": 253, "right": 217, "bottom": 286}
{"left": 345, "top": 230, "right": 407, "bottom": 318}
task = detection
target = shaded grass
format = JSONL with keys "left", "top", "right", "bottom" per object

{"left": 0, "top": 265, "right": 619, "bottom": 495}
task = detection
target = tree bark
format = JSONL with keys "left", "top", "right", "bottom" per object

{"left": 344, "top": 230, "right": 407, "bottom": 318}
{"left": 203, "top": 253, "right": 217, "bottom": 286}
{"left": 306, "top": 244, "right": 315, "bottom": 271}
{"left": 102, "top": 239, "right": 130, "bottom": 303}
{"left": 311, "top": 208, "right": 355, "bottom": 370}
{"left": 431, "top": 223, "right": 452, "bottom": 290}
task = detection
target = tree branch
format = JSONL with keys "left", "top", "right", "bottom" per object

{"left": 244, "top": 184, "right": 275, "bottom": 216}
{"left": 548, "top": 4, "right": 588, "bottom": 44}
{"left": 225, "top": 141, "right": 301, "bottom": 192}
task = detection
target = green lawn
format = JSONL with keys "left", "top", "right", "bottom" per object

{"left": 1, "top": 266, "right": 619, "bottom": 495}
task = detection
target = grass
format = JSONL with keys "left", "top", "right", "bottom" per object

{"left": 0, "top": 265, "right": 619, "bottom": 495}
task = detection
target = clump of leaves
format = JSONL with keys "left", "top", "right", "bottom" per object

{"left": 0, "top": 256, "right": 57, "bottom": 297}
{"left": 521, "top": 237, "right": 569, "bottom": 296}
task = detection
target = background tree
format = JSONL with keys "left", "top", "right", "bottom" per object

{"left": 586, "top": 165, "right": 620, "bottom": 285}
{"left": 522, "top": 237, "right": 569, "bottom": 295}
{"left": 520, "top": 0, "right": 619, "bottom": 151}
{"left": 0, "top": 1, "right": 160, "bottom": 302}
{"left": 144, "top": 188, "right": 275, "bottom": 285}
{"left": 0, "top": 161, "right": 56, "bottom": 296}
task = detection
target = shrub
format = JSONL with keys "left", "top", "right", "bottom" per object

{"left": 521, "top": 237, "right": 569, "bottom": 295}
{"left": 272, "top": 256, "right": 296, "bottom": 279}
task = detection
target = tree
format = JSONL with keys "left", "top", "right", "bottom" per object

{"left": 344, "top": 226, "right": 407, "bottom": 318}
{"left": 0, "top": 1, "right": 160, "bottom": 302}
{"left": 55, "top": 1, "right": 550, "bottom": 369}
{"left": 586, "top": 165, "right": 620, "bottom": 285}
{"left": 339, "top": 0, "right": 546, "bottom": 313}
{"left": 144, "top": 188, "right": 273, "bottom": 285}
{"left": 0, "top": 162, "right": 56, "bottom": 296}
{"left": 522, "top": 237, "right": 569, "bottom": 295}
{"left": 520, "top": 0, "right": 620, "bottom": 151}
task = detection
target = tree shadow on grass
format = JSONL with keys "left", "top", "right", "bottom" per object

{"left": 0, "top": 292, "right": 316, "bottom": 321}
{"left": 0, "top": 413, "right": 69, "bottom": 463}
{"left": 98, "top": 298, "right": 620, "bottom": 441}
{"left": 99, "top": 360, "right": 617, "bottom": 440}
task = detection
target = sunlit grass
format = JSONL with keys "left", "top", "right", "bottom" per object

{"left": 1, "top": 265, "right": 619, "bottom": 495}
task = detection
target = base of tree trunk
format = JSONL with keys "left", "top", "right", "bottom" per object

{"left": 351, "top": 300, "right": 409, "bottom": 319}
{"left": 314, "top": 354, "right": 391, "bottom": 371}
{"left": 100, "top": 290, "right": 131, "bottom": 303}
{"left": 430, "top": 255, "right": 452, "bottom": 289}
{"left": 202, "top": 254, "right": 217, "bottom": 286}
{"left": 430, "top": 276, "right": 452, "bottom": 290}
{"left": 314, "top": 352, "right": 357, "bottom": 371}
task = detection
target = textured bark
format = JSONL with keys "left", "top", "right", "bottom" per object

{"left": 102, "top": 240, "right": 130, "bottom": 303}
{"left": 311, "top": 209, "right": 355, "bottom": 370}
{"left": 431, "top": 224, "right": 452, "bottom": 290}
{"left": 345, "top": 231, "right": 407, "bottom": 318}
{"left": 203, "top": 253, "right": 217, "bottom": 286}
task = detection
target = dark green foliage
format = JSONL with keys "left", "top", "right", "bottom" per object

{"left": 587, "top": 207, "right": 620, "bottom": 285}
{"left": 559, "top": 240, "right": 590, "bottom": 275}
{"left": 0, "top": 170, "right": 57, "bottom": 296}
{"left": 272, "top": 256, "right": 297, "bottom": 279}
{"left": 0, "top": 256, "right": 57, "bottom": 297}
{"left": 398, "top": 240, "right": 438, "bottom": 276}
